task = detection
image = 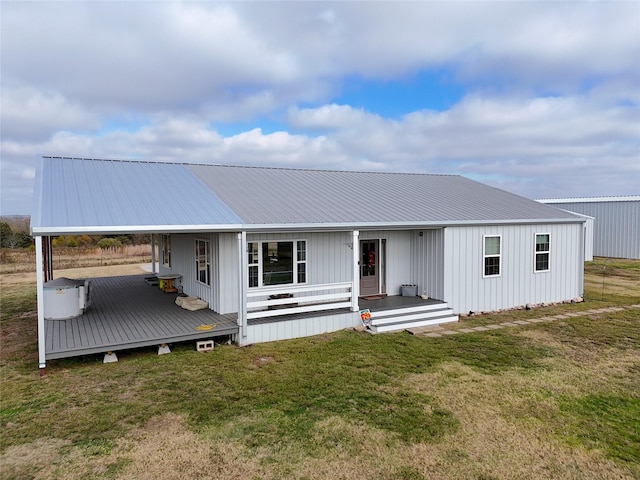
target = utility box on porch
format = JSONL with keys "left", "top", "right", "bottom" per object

{"left": 400, "top": 285, "right": 418, "bottom": 297}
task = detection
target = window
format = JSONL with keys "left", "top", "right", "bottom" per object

{"left": 248, "top": 242, "right": 259, "bottom": 288}
{"left": 247, "top": 240, "right": 307, "bottom": 287}
{"left": 483, "top": 235, "right": 501, "bottom": 277}
{"left": 195, "top": 239, "right": 210, "bottom": 285}
{"left": 535, "top": 233, "right": 550, "bottom": 272}
{"left": 162, "top": 234, "right": 171, "bottom": 267}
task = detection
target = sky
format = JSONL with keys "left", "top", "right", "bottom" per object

{"left": 1, "top": 1, "right": 639, "bottom": 215}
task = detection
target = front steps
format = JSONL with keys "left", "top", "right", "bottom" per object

{"left": 367, "top": 302, "right": 458, "bottom": 334}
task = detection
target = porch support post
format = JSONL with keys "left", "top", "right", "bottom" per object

{"left": 150, "top": 234, "right": 157, "bottom": 274}
{"left": 351, "top": 230, "right": 360, "bottom": 311}
{"left": 237, "top": 231, "right": 248, "bottom": 344}
{"left": 35, "top": 236, "right": 46, "bottom": 370}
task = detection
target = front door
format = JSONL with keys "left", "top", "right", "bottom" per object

{"left": 360, "top": 239, "right": 379, "bottom": 296}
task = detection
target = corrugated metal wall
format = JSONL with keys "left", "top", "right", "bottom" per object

{"left": 247, "top": 231, "right": 353, "bottom": 286}
{"left": 159, "top": 233, "right": 222, "bottom": 312}
{"left": 218, "top": 233, "right": 239, "bottom": 314}
{"left": 543, "top": 200, "right": 639, "bottom": 259}
{"left": 360, "top": 230, "right": 412, "bottom": 296}
{"left": 443, "top": 223, "right": 584, "bottom": 314}
{"left": 246, "top": 311, "right": 359, "bottom": 344}
{"left": 410, "top": 229, "right": 445, "bottom": 300}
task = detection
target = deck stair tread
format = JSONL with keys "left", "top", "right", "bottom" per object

{"left": 367, "top": 302, "right": 458, "bottom": 334}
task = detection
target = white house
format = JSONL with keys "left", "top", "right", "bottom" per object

{"left": 30, "top": 157, "right": 587, "bottom": 369}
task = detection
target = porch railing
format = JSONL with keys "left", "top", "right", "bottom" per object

{"left": 246, "top": 282, "right": 353, "bottom": 320}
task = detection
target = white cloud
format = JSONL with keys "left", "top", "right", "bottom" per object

{"left": 1, "top": 1, "right": 639, "bottom": 213}
{"left": 0, "top": 85, "right": 99, "bottom": 141}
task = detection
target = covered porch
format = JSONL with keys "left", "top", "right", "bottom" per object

{"left": 45, "top": 274, "right": 238, "bottom": 361}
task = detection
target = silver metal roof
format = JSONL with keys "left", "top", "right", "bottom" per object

{"left": 31, "top": 157, "right": 242, "bottom": 234}
{"left": 31, "top": 157, "right": 582, "bottom": 235}
{"left": 188, "top": 164, "right": 580, "bottom": 225}
{"left": 538, "top": 196, "right": 640, "bottom": 204}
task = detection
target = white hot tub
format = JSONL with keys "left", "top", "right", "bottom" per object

{"left": 43, "top": 277, "right": 91, "bottom": 320}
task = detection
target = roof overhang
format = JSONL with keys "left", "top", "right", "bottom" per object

{"left": 30, "top": 217, "right": 587, "bottom": 237}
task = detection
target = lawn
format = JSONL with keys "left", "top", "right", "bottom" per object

{"left": 1, "top": 259, "right": 639, "bottom": 479}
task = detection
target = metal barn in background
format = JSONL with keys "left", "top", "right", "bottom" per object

{"left": 538, "top": 197, "right": 640, "bottom": 260}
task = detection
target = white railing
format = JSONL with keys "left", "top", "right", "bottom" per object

{"left": 246, "top": 282, "right": 352, "bottom": 320}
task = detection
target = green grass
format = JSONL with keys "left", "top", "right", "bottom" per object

{"left": 1, "top": 261, "right": 639, "bottom": 479}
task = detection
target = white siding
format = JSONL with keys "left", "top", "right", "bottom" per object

{"left": 359, "top": 230, "right": 414, "bottom": 296}
{"left": 410, "top": 229, "right": 445, "bottom": 300}
{"left": 540, "top": 200, "right": 639, "bottom": 259}
{"left": 443, "top": 223, "right": 584, "bottom": 314}
{"left": 159, "top": 233, "right": 219, "bottom": 310}
{"left": 247, "top": 231, "right": 353, "bottom": 286}
{"left": 217, "top": 233, "right": 239, "bottom": 314}
{"left": 246, "top": 312, "right": 359, "bottom": 344}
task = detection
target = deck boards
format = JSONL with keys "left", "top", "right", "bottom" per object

{"left": 45, "top": 275, "right": 238, "bottom": 360}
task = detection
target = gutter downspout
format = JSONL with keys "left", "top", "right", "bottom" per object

{"left": 237, "top": 231, "right": 248, "bottom": 344}
{"left": 35, "top": 236, "right": 46, "bottom": 371}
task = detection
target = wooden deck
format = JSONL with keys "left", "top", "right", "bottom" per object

{"left": 45, "top": 275, "right": 238, "bottom": 360}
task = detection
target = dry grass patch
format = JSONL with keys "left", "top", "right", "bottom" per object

{"left": 403, "top": 362, "right": 636, "bottom": 480}
{"left": 0, "top": 438, "right": 70, "bottom": 480}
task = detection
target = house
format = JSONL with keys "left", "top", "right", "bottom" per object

{"left": 537, "top": 197, "right": 640, "bottom": 260}
{"left": 31, "top": 156, "right": 587, "bottom": 369}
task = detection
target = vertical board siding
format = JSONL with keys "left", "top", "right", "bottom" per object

{"left": 163, "top": 233, "right": 219, "bottom": 310}
{"left": 410, "top": 229, "right": 445, "bottom": 300}
{"left": 246, "top": 312, "right": 359, "bottom": 344}
{"left": 217, "top": 233, "right": 239, "bottom": 314}
{"left": 444, "top": 223, "right": 583, "bottom": 314}
{"left": 543, "top": 200, "right": 639, "bottom": 259}
{"left": 360, "top": 230, "right": 412, "bottom": 296}
{"left": 247, "top": 231, "right": 353, "bottom": 286}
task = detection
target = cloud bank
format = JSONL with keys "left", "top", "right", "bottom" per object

{"left": 1, "top": 1, "right": 638, "bottom": 214}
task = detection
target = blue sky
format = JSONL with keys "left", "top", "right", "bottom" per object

{"left": 1, "top": 1, "right": 639, "bottom": 215}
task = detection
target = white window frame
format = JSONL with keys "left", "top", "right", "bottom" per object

{"left": 195, "top": 238, "right": 211, "bottom": 286}
{"left": 161, "top": 234, "right": 171, "bottom": 268}
{"left": 483, "top": 235, "right": 501, "bottom": 278}
{"left": 534, "top": 233, "right": 550, "bottom": 273}
{"left": 247, "top": 239, "right": 307, "bottom": 288}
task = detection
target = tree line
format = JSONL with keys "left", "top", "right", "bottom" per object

{"left": 0, "top": 217, "right": 150, "bottom": 249}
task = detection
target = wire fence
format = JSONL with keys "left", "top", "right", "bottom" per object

{"left": 0, "top": 245, "right": 157, "bottom": 274}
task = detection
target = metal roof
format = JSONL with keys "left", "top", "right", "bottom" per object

{"left": 31, "top": 157, "right": 242, "bottom": 234}
{"left": 189, "top": 164, "right": 580, "bottom": 225}
{"left": 537, "top": 196, "right": 640, "bottom": 204}
{"left": 31, "top": 157, "right": 582, "bottom": 235}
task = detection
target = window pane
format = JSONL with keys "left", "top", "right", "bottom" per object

{"left": 297, "top": 263, "right": 306, "bottom": 283}
{"left": 536, "top": 253, "right": 549, "bottom": 271}
{"left": 249, "top": 265, "right": 258, "bottom": 288}
{"left": 297, "top": 241, "right": 306, "bottom": 262}
{"left": 485, "top": 257, "right": 500, "bottom": 276}
{"left": 248, "top": 242, "right": 258, "bottom": 264}
{"left": 536, "top": 234, "right": 549, "bottom": 252}
{"left": 263, "top": 242, "right": 293, "bottom": 285}
{"left": 485, "top": 236, "right": 500, "bottom": 255}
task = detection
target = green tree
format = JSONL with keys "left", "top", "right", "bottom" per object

{"left": 0, "top": 222, "right": 12, "bottom": 248}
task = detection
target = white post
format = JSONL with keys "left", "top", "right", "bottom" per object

{"left": 35, "top": 236, "right": 46, "bottom": 370}
{"left": 150, "top": 234, "right": 157, "bottom": 274}
{"left": 351, "top": 230, "right": 360, "bottom": 311}
{"left": 237, "top": 231, "right": 248, "bottom": 344}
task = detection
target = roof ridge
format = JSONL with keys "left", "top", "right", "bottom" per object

{"left": 41, "top": 156, "right": 458, "bottom": 177}
{"left": 538, "top": 196, "right": 640, "bottom": 203}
